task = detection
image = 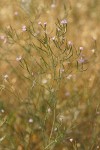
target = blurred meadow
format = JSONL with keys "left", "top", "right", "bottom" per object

{"left": 0, "top": 0, "right": 100, "bottom": 149}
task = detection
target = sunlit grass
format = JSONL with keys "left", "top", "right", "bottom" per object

{"left": 0, "top": 0, "right": 100, "bottom": 149}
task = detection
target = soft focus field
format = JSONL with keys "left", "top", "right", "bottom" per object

{"left": 0, "top": 0, "right": 100, "bottom": 149}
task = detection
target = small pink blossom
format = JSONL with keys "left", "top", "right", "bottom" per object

{"left": 57, "top": 28, "right": 60, "bottom": 31}
{"left": 22, "top": 0, "right": 25, "bottom": 2}
{"left": 47, "top": 108, "right": 51, "bottom": 113}
{"left": 3, "top": 74, "right": 9, "bottom": 81}
{"left": 29, "top": 118, "right": 33, "bottom": 123}
{"left": 44, "top": 22, "right": 47, "bottom": 25}
{"left": 67, "top": 74, "right": 72, "bottom": 79}
{"left": 16, "top": 56, "right": 22, "bottom": 61}
{"left": 78, "top": 57, "right": 85, "bottom": 64}
{"left": 1, "top": 109, "right": 5, "bottom": 113}
{"left": 22, "top": 25, "right": 26, "bottom": 31}
{"left": 42, "top": 79, "right": 47, "bottom": 84}
{"left": 65, "top": 91, "right": 70, "bottom": 96}
{"left": 6, "top": 26, "right": 10, "bottom": 29}
{"left": 69, "top": 138, "right": 73, "bottom": 142}
{"left": 68, "top": 41, "right": 73, "bottom": 46}
{"left": 79, "top": 46, "right": 84, "bottom": 50}
{"left": 97, "top": 146, "right": 100, "bottom": 149}
{"left": 61, "top": 19, "right": 67, "bottom": 25}
{"left": 38, "top": 22, "right": 42, "bottom": 25}
{"left": 60, "top": 68, "right": 64, "bottom": 73}
{"left": 51, "top": 4, "right": 56, "bottom": 8}
{"left": 54, "top": 127, "right": 57, "bottom": 131}
{"left": 59, "top": 115, "right": 65, "bottom": 122}
{"left": 4, "top": 74, "right": 8, "bottom": 79}
{"left": 0, "top": 35, "right": 5, "bottom": 40}
{"left": 91, "top": 49, "right": 95, "bottom": 53}
{"left": 51, "top": 36, "right": 55, "bottom": 41}
{"left": 0, "top": 35, "right": 7, "bottom": 44}
{"left": 14, "top": 11, "right": 18, "bottom": 16}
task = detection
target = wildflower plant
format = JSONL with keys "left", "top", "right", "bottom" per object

{"left": 0, "top": 17, "right": 89, "bottom": 149}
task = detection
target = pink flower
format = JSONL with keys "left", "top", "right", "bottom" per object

{"left": 14, "top": 11, "right": 18, "bottom": 16}
{"left": 61, "top": 19, "right": 67, "bottom": 24}
{"left": 67, "top": 74, "right": 72, "bottom": 79}
{"left": 44, "top": 22, "right": 47, "bottom": 25}
{"left": 68, "top": 41, "right": 73, "bottom": 46}
{"left": 51, "top": 36, "right": 55, "bottom": 41}
{"left": 60, "top": 68, "right": 64, "bottom": 73}
{"left": 65, "top": 91, "right": 70, "bottom": 96}
{"left": 0, "top": 35, "right": 5, "bottom": 40}
{"left": 3, "top": 74, "right": 9, "bottom": 82}
{"left": 22, "top": 25, "right": 26, "bottom": 31}
{"left": 29, "top": 118, "right": 33, "bottom": 123}
{"left": 0, "top": 35, "right": 7, "bottom": 44}
{"left": 79, "top": 46, "right": 84, "bottom": 50}
{"left": 38, "top": 22, "right": 42, "bottom": 25}
{"left": 69, "top": 138, "right": 73, "bottom": 142}
{"left": 78, "top": 57, "right": 85, "bottom": 64}
{"left": 4, "top": 74, "right": 8, "bottom": 79}
{"left": 51, "top": 4, "right": 56, "bottom": 8}
{"left": 16, "top": 56, "right": 22, "bottom": 61}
